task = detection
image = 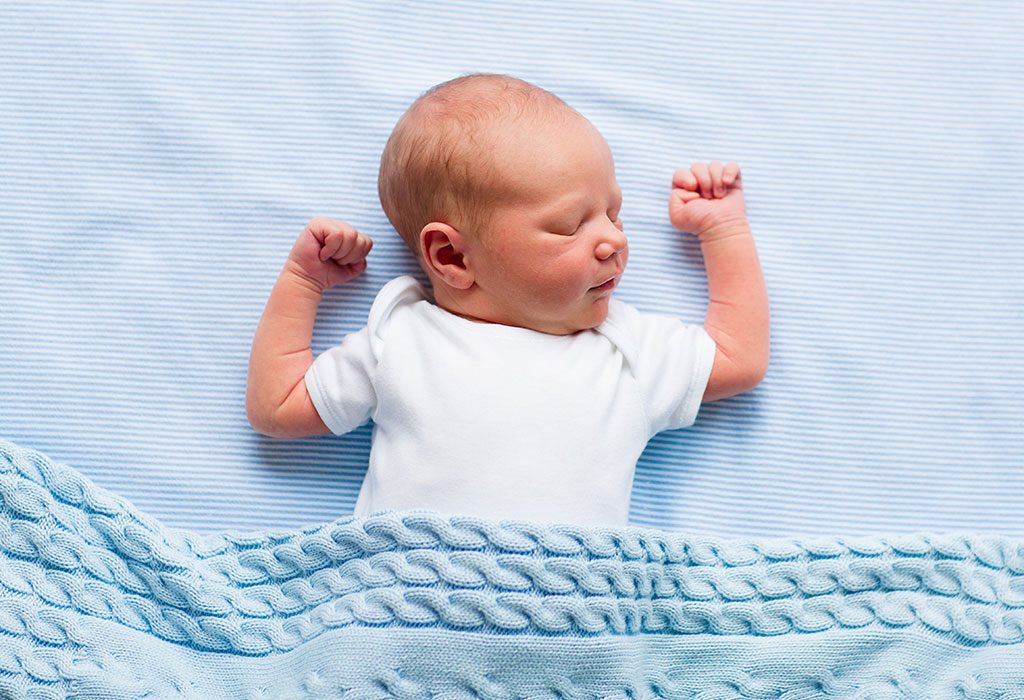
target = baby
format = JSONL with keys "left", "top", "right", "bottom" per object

{"left": 246, "top": 73, "right": 769, "bottom": 527}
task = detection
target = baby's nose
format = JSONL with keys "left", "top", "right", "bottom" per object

{"left": 596, "top": 228, "right": 628, "bottom": 260}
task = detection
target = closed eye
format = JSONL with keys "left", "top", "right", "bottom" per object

{"left": 550, "top": 221, "right": 582, "bottom": 236}
{"left": 552, "top": 207, "right": 621, "bottom": 235}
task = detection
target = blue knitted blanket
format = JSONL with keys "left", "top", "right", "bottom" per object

{"left": 2, "top": 438, "right": 1022, "bottom": 699}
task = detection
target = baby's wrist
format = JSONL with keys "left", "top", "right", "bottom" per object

{"left": 697, "top": 218, "right": 752, "bottom": 245}
{"left": 283, "top": 259, "right": 328, "bottom": 298}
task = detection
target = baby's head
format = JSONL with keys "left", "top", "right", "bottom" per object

{"left": 378, "top": 73, "right": 628, "bottom": 335}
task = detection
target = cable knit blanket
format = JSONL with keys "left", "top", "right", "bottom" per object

{"left": 2, "top": 438, "right": 1022, "bottom": 699}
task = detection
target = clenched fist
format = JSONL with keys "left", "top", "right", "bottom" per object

{"left": 287, "top": 217, "right": 373, "bottom": 292}
{"left": 669, "top": 161, "right": 747, "bottom": 240}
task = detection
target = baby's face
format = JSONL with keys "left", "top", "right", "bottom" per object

{"left": 466, "top": 116, "right": 628, "bottom": 335}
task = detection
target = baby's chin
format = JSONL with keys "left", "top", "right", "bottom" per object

{"left": 584, "top": 298, "right": 613, "bottom": 329}
{"left": 560, "top": 297, "right": 613, "bottom": 335}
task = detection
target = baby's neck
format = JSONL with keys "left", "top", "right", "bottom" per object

{"left": 430, "top": 283, "right": 496, "bottom": 325}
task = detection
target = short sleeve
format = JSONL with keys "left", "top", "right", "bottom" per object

{"left": 304, "top": 275, "right": 427, "bottom": 436}
{"left": 599, "top": 300, "right": 718, "bottom": 436}
{"left": 304, "top": 327, "right": 376, "bottom": 435}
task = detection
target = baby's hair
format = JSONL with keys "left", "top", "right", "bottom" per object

{"left": 378, "top": 73, "right": 578, "bottom": 258}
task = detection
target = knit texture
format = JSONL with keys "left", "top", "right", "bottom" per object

{"left": 1, "top": 437, "right": 1022, "bottom": 699}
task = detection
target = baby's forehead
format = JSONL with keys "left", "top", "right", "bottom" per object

{"left": 477, "top": 118, "right": 591, "bottom": 188}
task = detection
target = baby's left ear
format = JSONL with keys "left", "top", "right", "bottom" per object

{"left": 420, "top": 222, "right": 474, "bottom": 290}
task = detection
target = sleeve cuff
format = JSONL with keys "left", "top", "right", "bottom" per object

{"left": 304, "top": 360, "right": 346, "bottom": 435}
{"left": 676, "top": 327, "right": 717, "bottom": 428}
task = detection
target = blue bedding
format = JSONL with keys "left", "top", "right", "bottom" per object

{"left": 2, "top": 2, "right": 1020, "bottom": 537}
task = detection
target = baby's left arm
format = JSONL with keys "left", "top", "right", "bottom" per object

{"left": 669, "top": 161, "right": 770, "bottom": 403}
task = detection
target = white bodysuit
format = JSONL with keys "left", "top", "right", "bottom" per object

{"left": 304, "top": 276, "right": 716, "bottom": 527}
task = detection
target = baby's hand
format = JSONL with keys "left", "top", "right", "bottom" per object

{"left": 287, "top": 217, "right": 373, "bottom": 292}
{"left": 669, "top": 161, "right": 748, "bottom": 240}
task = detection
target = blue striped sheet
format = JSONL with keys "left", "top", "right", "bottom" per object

{"left": 1, "top": 1, "right": 1021, "bottom": 536}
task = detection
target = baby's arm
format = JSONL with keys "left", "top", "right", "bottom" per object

{"left": 246, "top": 218, "right": 373, "bottom": 438}
{"left": 669, "top": 162, "right": 770, "bottom": 402}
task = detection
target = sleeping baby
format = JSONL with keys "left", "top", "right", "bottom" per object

{"left": 246, "top": 73, "right": 770, "bottom": 527}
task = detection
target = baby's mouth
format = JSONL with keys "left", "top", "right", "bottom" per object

{"left": 590, "top": 276, "right": 619, "bottom": 292}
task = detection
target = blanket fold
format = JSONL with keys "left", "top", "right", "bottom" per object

{"left": 1, "top": 437, "right": 1022, "bottom": 699}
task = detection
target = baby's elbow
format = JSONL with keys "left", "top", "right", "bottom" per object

{"left": 743, "top": 354, "right": 769, "bottom": 392}
{"left": 703, "top": 351, "right": 767, "bottom": 403}
{"left": 247, "top": 386, "right": 332, "bottom": 439}
{"left": 718, "top": 355, "right": 767, "bottom": 400}
{"left": 741, "top": 350, "right": 770, "bottom": 392}
{"left": 246, "top": 399, "right": 281, "bottom": 438}
{"left": 246, "top": 407, "right": 292, "bottom": 433}
{"left": 246, "top": 404, "right": 273, "bottom": 437}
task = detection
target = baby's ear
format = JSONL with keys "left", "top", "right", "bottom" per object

{"left": 420, "top": 222, "right": 474, "bottom": 290}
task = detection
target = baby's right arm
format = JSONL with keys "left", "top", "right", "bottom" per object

{"left": 246, "top": 218, "right": 373, "bottom": 438}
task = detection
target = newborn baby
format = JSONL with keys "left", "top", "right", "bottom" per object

{"left": 246, "top": 73, "right": 770, "bottom": 527}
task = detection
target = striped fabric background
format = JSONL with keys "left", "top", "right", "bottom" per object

{"left": 1, "top": 1, "right": 1021, "bottom": 536}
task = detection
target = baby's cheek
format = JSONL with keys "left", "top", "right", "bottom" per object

{"left": 541, "top": 259, "right": 587, "bottom": 294}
